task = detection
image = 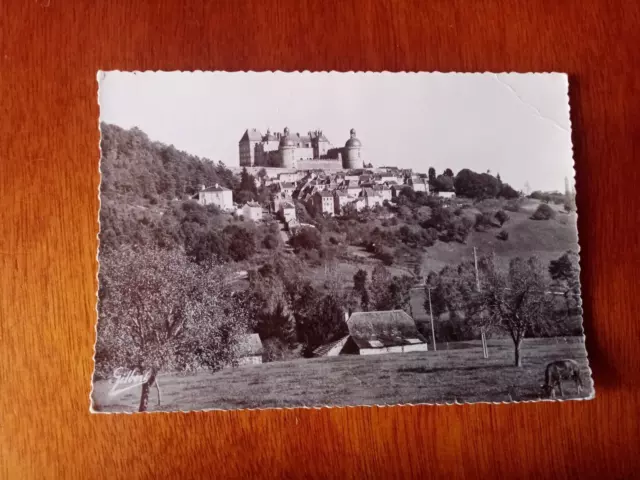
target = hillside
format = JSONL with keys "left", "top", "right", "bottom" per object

{"left": 420, "top": 203, "right": 578, "bottom": 274}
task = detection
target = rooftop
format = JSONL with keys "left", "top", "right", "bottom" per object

{"left": 347, "top": 310, "right": 426, "bottom": 349}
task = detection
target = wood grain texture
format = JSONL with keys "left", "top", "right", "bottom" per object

{"left": 1, "top": 0, "right": 639, "bottom": 478}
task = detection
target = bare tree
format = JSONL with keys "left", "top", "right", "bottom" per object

{"left": 95, "top": 247, "right": 249, "bottom": 411}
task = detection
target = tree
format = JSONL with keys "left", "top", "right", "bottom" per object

{"left": 353, "top": 269, "right": 370, "bottom": 311}
{"left": 495, "top": 209, "right": 510, "bottom": 226}
{"left": 499, "top": 184, "right": 519, "bottom": 199}
{"left": 482, "top": 256, "right": 554, "bottom": 366}
{"left": 444, "top": 168, "right": 454, "bottom": 177}
{"left": 454, "top": 169, "right": 501, "bottom": 199}
{"left": 239, "top": 167, "right": 257, "bottom": 194}
{"left": 432, "top": 174, "right": 454, "bottom": 193}
{"left": 223, "top": 225, "right": 256, "bottom": 261}
{"left": 95, "top": 247, "right": 248, "bottom": 411}
{"left": 370, "top": 264, "right": 392, "bottom": 310}
{"left": 428, "top": 167, "right": 436, "bottom": 187}
{"left": 290, "top": 227, "right": 322, "bottom": 251}
{"left": 549, "top": 251, "right": 581, "bottom": 317}
{"left": 497, "top": 230, "right": 509, "bottom": 241}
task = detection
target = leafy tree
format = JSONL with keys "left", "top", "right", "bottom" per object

{"left": 432, "top": 174, "right": 454, "bottom": 193}
{"left": 239, "top": 167, "right": 257, "bottom": 194}
{"left": 495, "top": 209, "right": 510, "bottom": 226}
{"left": 290, "top": 227, "right": 322, "bottom": 251}
{"left": 549, "top": 251, "right": 581, "bottom": 317}
{"left": 499, "top": 184, "right": 519, "bottom": 199}
{"left": 497, "top": 230, "right": 509, "bottom": 241}
{"left": 454, "top": 169, "right": 501, "bottom": 199}
{"left": 428, "top": 167, "right": 436, "bottom": 187}
{"left": 444, "top": 168, "right": 454, "bottom": 177}
{"left": 223, "top": 225, "right": 256, "bottom": 261}
{"left": 353, "top": 269, "right": 370, "bottom": 311}
{"left": 475, "top": 212, "right": 496, "bottom": 232}
{"left": 482, "top": 256, "right": 554, "bottom": 366}
{"left": 530, "top": 203, "right": 556, "bottom": 220}
{"left": 95, "top": 247, "right": 248, "bottom": 411}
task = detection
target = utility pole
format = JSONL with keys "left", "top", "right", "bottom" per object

{"left": 474, "top": 247, "right": 489, "bottom": 359}
{"left": 427, "top": 286, "right": 437, "bottom": 352}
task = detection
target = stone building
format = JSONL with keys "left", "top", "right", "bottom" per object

{"left": 239, "top": 127, "right": 364, "bottom": 170}
{"left": 197, "top": 184, "right": 233, "bottom": 211}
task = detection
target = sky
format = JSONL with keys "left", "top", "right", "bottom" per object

{"left": 98, "top": 71, "right": 576, "bottom": 192}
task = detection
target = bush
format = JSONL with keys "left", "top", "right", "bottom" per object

{"left": 504, "top": 199, "right": 521, "bottom": 212}
{"left": 290, "top": 227, "right": 322, "bottom": 250}
{"left": 531, "top": 203, "right": 556, "bottom": 220}
{"left": 497, "top": 230, "right": 509, "bottom": 241}
{"left": 262, "top": 233, "right": 281, "bottom": 250}
{"left": 495, "top": 209, "right": 510, "bottom": 226}
{"left": 475, "top": 212, "right": 495, "bottom": 232}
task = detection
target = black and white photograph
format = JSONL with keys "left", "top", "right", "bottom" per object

{"left": 91, "top": 71, "right": 593, "bottom": 413}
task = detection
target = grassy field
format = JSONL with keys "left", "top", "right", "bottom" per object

{"left": 92, "top": 337, "right": 593, "bottom": 413}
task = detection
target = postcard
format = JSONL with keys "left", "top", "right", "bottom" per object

{"left": 91, "top": 71, "right": 593, "bottom": 413}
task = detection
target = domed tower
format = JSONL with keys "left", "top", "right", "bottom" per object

{"left": 343, "top": 128, "right": 363, "bottom": 169}
{"left": 279, "top": 127, "right": 296, "bottom": 168}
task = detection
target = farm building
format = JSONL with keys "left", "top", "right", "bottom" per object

{"left": 313, "top": 310, "right": 428, "bottom": 357}
{"left": 237, "top": 333, "right": 264, "bottom": 365}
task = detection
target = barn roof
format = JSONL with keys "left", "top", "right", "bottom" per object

{"left": 312, "top": 335, "right": 349, "bottom": 357}
{"left": 346, "top": 310, "right": 426, "bottom": 349}
{"left": 238, "top": 333, "right": 263, "bottom": 357}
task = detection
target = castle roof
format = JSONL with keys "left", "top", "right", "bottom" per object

{"left": 240, "top": 129, "right": 263, "bottom": 142}
{"left": 345, "top": 128, "right": 362, "bottom": 148}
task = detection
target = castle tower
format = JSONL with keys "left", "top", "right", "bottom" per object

{"left": 279, "top": 127, "right": 296, "bottom": 168}
{"left": 343, "top": 128, "right": 363, "bottom": 169}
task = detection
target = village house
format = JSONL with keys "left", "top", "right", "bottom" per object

{"left": 236, "top": 333, "right": 264, "bottom": 365}
{"left": 279, "top": 182, "right": 297, "bottom": 197}
{"left": 333, "top": 190, "right": 351, "bottom": 214}
{"left": 361, "top": 188, "right": 383, "bottom": 209}
{"left": 343, "top": 180, "right": 362, "bottom": 198}
{"left": 197, "top": 184, "right": 234, "bottom": 211}
{"left": 280, "top": 201, "right": 297, "bottom": 223}
{"left": 372, "top": 185, "right": 393, "bottom": 203}
{"left": 436, "top": 191, "right": 456, "bottom": 199}
{"left": 408, "top": 176, "right": 429, "bottom": 193}
{"left": 311, "top": 190, "right": 335, "bottom": 216}
{"left": 313, "top": 310, "right": 428, "bottom": 357}
{"left": 278, "top": 172, "right": 299, "bottom": 183}
{"left": 242, "top": 202, "right": 263, "bottom": 222}
{"left": 353, "top": 196, "right": 367, "bottom": 212}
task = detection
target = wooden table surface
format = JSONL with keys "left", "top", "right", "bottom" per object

{"left": 1, "top": 1, "right": 639, "bottom": 478}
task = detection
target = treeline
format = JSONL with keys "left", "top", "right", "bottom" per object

{"left": 100, "top": 122, "right": 236, "bottom": 206}
{"left": 242, "top": 255, "right": 414, "bottom": 359}
{"left": 427, "top": 167, "right": 519, "bottom": 199}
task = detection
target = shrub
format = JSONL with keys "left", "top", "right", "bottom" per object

{"left": 262, "top": 233, "right": 281, "bottom": 250}
{"left": 495, "top": 209, "right": 510, "bottom": 226}
{"left": 475, "top": 212, "right": 495, "bottom": 231}
{"left": 497, "top": 230, "right": 509, "bottom": 241}
{"left": 290, "top": 227, "right": 322, "bottom": 250}
{"left": 504, "top": 199, "right": 521, "bottom": 212}
{"left": 531, "top": 203, "right": 556, "bottom": 220}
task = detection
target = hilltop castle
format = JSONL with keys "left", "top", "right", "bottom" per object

{"left": 239, "top": 127, "right": 364, "bottom": 170}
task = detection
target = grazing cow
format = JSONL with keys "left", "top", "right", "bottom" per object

{"left": 541, "top": 359, "right": 583, "bottom": 398}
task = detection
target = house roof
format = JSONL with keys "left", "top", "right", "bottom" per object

{"left": 281, "top": 201, "right": 295, "bottom": 209}
{"left": 347, "top": 310, "right": 426, "bottom": 349}
{"left": 362, "top": 188, "right": 381, "bottom": 197}
{"left": 238, "top": 333, "right": 263, "bottom": 357}
{"left": 313, "top": 335, "right": 350, "bottom": 357}
{"left": 334, "top": 190, "right": 349, "bottom": 197}
{"left": 244, "top": 201, "right": 261, "bottom": 208}
{"left": 280, "top": 182, "right": 296, "bottom": 189}
{"left": 240, "top": 129, "right": 263, "bottom": 142}
{"left": 201, "top": 184, "right": 231, "bottom": 192}
{"left": 317, "top": 190, "right": 334, "bottom": 198}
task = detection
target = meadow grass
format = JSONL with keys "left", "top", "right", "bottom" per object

{"left": 92, "top": 337, "right": 592, "bottom": 413}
